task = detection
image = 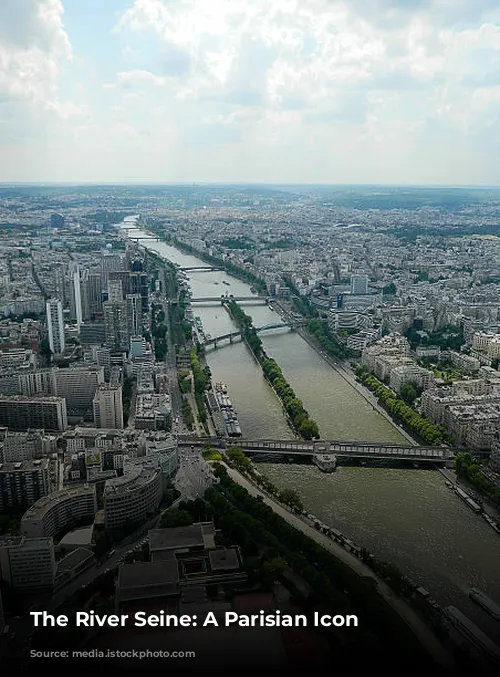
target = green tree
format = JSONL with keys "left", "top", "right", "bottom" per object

{"left": 260, "top": 557, "right": 285, "bottom": 588}
{"left": 160, "top": 509, "right": 193, "bottom": 528}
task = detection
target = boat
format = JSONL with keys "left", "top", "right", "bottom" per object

{"left": 469, "top": 589, "right": 500, "bottom": 621}
{"left": 445, "top": 480, "right": 453, "bottom": 488}
{"left": 222, "top": 280, "right": 230, "bottom": 286}
{"left": 214, "top": 382, "right": 241, "bottom": 436}
{"left": 444, "top": 605, "right": 500, "bottom": 664}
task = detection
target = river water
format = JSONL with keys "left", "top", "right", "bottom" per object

{"left": 125, "top": 223, "right": 500, "bottom": 643}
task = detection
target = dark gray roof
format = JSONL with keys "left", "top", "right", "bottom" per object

{"left": 209, "top": 548, "right": 240, "bottom": 571}
{"left": 149, "top": 525, "right": 205, "bottom": 552}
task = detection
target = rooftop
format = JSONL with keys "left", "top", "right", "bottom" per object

{"left": 22, "top": 484, "right": 95, "bottom": 522}
{"left": 149, "top": 522, "right": 215, "bottom": 553}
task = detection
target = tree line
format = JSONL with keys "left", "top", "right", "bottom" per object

{"left": 228, "top": 301, "right": 320, "bottom": 439}
{"left": 354, "top": 365, "right": 445, "bottom": 444}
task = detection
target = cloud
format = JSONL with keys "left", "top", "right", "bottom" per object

{"left": 2, "top": 0, "right": 500, "bottom": 183}
{"left": 0, "top": 0, "right": 88, "bottom": 136}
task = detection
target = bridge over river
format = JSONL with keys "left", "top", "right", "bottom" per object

{"left": 190, "top": 295, "right": 269, "bottom": 304}
{"left": 178, "top": 436, "right": 455, "bottom": 466}
{"left": 200, "top": 321, "right": 307, "bottom": 348}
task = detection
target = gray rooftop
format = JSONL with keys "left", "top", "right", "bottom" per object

{"left": 209, "top": 548, "right": 240, "bottom": 572}
{"left": 149, "top": 525, "right": 205, "bottom": 552}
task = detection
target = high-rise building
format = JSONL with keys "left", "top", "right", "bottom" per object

{"left": 93, "top": 385, "right": 124, "bottom": 429}
{"left": 0, "top": 395, "right": 67, "bottom": 432}
{"left": 108, "top": 279, "right": 124, "bottom": 302}
{"left": 70, "top": 264, "right": 83, "bottom": 330}
{"left": 126, "top": 294, "right": 142, "bottom": 338}
{"left": 103, "top": 301, "right": 128, "bottom": 352}
{"left": 0, "top": 458, "right": 51, "bottom": 509}
{"left": 50, "top": 366, "right": 105, "bottom": 414}
{"left": 50, "top": 213, "right": 65, "bottom": 229}
{"left": 101, "top": 251, "right": 126, "bottom": 285}
{"left": 46, "top": 299, "right": 65, "bottom": 356}
{"left": 0, "top": 536, "right": 56, "bottom": 592}
{"left": 81, "top": 270, "right": 103, "bottom": 320}
{"left": 350, "top": 275, "right": 369, "bottom": 295}
{"left": 130, "top": 336, "right": 146, "bottom": 358}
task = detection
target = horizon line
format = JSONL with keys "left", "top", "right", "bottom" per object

{"left": 0, "top": 181, "right": 500, "bottom": 188}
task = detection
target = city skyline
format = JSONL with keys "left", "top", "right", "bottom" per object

{"left": 1, "top": 0, "right": 500, "bottom": 185}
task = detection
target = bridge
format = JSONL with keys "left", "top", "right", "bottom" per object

{"left": 190, "top": 295, "right": 269, "bottom": 304}
{"left": 201, "top": 321, "right": 307, "bottom": 348}
{"left": 129, "top": 236, "right": 160, "bottom": 242}
{"left": 178, "top": 436, "right": 455, "bottom": 465}
{"left": 180, "top": 266, "right": 224, "bottom": 272}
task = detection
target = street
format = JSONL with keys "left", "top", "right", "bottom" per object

{"left": 174, "top": 445, "right": 215, "bottom": 500}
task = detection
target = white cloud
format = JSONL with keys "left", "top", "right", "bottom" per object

{"left": 2, "top": 0, "right": 500, "bottom": 183}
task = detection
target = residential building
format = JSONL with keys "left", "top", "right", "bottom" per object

{"left": 0, "top": 458, "right": 51, "bottom": 510}
{"left": 93, "top": 385, "right": 124, "bottom": 429}
{"left": 0, "top": 536, "right": 56, "bottom": 592}
{"left": 103, "top": 464, "right": 163, "bottom": 529}
{"left": 46, "top": 299, "right": 65, "bottom": 355}
{"left": 21, "top": 484, "right": 97, "bottom": 539}
{"left": 103, "top": 300, "right": 128, "bottom": 352}
{"left": 0, "top": 395, "right": 67, "bottom": 431}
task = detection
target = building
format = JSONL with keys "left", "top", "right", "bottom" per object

{"left": 126, "top": 294, "right": 142, "bottom": 338}
{"left": 134, "top": 393, "right": 172, "bottom": 431}
{"left": 93, "top": 385, "right": 124, "bottom": 429}
{"left": 71, "top": 264, "right": 83, "bottom": 330}
{"left": 108, "top": 279, "right": 124, "bottom": 302}
{"left": 0, "top": 536, "right": 56, "bottom": 592}
{"left": 490, "top": 431, "right": 500, "bottom": 473}
{"left": 350, "top": 274, "right": 369, "bottom": 295}
{"left": 46, "top": 299, "right": 65, "bottom": 356}
{"left": 149, "top": 523, "right": 215, "bottom": 561}
{"left": 50, "top": 213, "right": 65, "bottom": 229}
{"left": 79, "top": 323, "right": 106, "bottom": 345}
{"left": 21, "top": 484, "right": 97, "bottom": 539}
{"left": 81, "top": 269, "right": 103, "bottom": 320}
{"left": 0, "top": 458, "right": 51, "bottom": 510}
{"left": 50, "top": 366, "right": 104, "bottom": 414}
{"left": 0, "top": 395, "right": 67, "bottom": 431}
{"left": 1, "top": 429, "right": 53, "bottom": 463}
{"left": 129, "top": 336, "right": 146, "bottom": 358}
{"left": 389, "top": 363, "right": 434, "bottom": 393}
{"left": 103, "top": 464, "right": 163, "bottom": 530}
{"left": 103, "top": 300, "right": 129, "bottom": 352}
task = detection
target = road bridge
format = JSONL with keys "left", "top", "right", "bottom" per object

{"left": 178, "top": 436, "right": 455, "bottom": 465}
{"left": 202, "top": 321, "right": 307, "bottom": 348}
{"left": 190, "top": 295, "right": 269, "bottom": 304}
{"left": 180, "top": 266, "right": 224, "bottom": 272}
{"left": 129, "top": 236, "right": 160, "bottom": 242}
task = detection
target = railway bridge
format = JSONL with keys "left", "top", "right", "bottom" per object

{"left": 178, "top": 436, "right": 455, "bottom": 466}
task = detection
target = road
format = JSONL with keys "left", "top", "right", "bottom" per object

{"left": 174, "top": 445, "right": 215, "bottom": 500}
{"left": 224, "top": 464, "right": 455, "bottom": 673}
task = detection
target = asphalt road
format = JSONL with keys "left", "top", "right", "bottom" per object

{"left": 174, "top": 445, "right": 215, "bottom": 500}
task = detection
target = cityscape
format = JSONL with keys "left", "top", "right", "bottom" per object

{"left": 1, "top": 0, "right": 500, "bottom": 673}
{"left": 0, "top": 183, "right": 499, "bottom": 671}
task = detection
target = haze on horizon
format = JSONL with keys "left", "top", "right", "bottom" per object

{"left": 1, "top": 0, "right": 499, "bottom": 186}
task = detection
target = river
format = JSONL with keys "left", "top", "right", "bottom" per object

{"left": 123, "top": 221, "right": 500, "bottom": 643}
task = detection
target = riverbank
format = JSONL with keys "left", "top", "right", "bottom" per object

{"left": 295, "top": 323, "right": 419, "bottom": 445}
{"left": 226, "top": 300, "right": 320, "bottom": 440}
{"left": 223, "top": 463, "right": 455, "bottom": 671}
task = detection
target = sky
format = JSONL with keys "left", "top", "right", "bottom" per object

{"left": 0, "top": 0, "right": 500, "bottom": 185}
